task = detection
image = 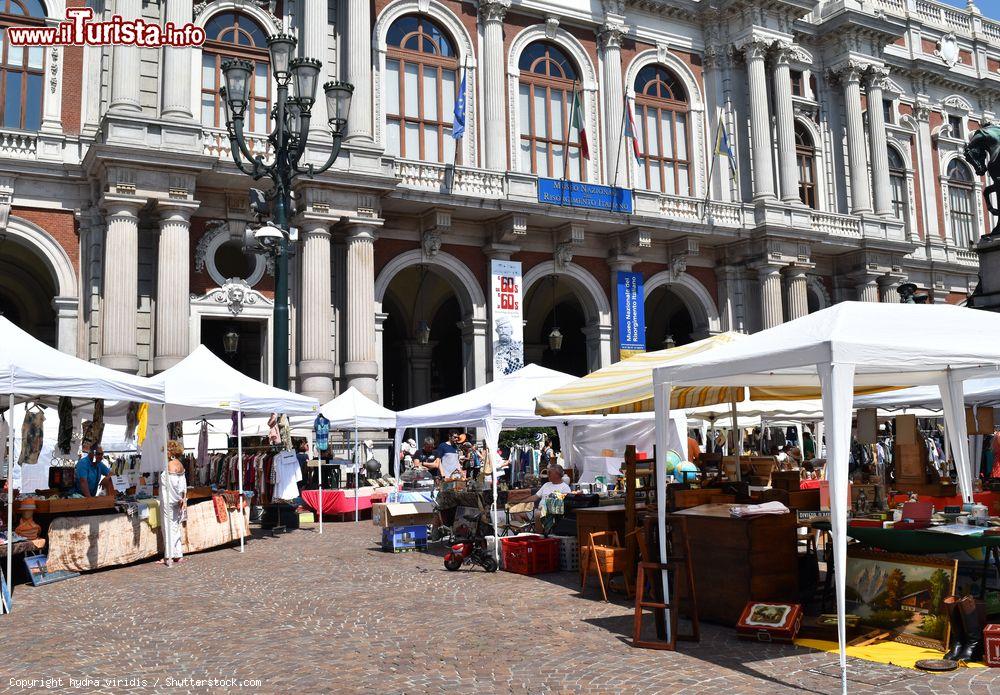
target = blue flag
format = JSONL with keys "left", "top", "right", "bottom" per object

{"left": 452, "top": 69, "right": 466, "bottom": 140}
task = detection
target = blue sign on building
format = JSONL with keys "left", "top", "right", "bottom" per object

{"left": 537, "top": 178, "right": 633, "bottom": 213}
{"left": 616, "top": 271, "right": 645, "bottom": 359}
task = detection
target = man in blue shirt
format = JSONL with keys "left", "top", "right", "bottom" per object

{"left": 75, "top": 445, "right": 114, "bottom": 497}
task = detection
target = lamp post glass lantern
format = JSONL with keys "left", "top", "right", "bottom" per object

{"left": 220, "top": 36, "right": 353, "bottom": 390}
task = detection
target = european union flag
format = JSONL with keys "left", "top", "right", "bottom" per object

{"left": 452, "top": 69, "right": 466, "bottom": 140}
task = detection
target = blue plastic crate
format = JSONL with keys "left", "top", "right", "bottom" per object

{"left": 381, "top": 524, "right": 428, "bottom": 552}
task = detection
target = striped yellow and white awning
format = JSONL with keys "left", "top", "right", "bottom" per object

{"left": 534, "top": 332, "right": 746, "bottom": 416}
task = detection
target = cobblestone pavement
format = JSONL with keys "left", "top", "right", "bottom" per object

{"left": 3, "top": 521, "right": 1000, "bottom": 694}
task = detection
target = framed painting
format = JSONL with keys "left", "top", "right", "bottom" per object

{"left": 845, "top": 549, "right": 958, "bottom": 650}
{"left": 23, "top": 555, "right": 79, "bottom": 587}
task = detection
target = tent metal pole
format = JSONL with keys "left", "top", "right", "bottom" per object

{"left": 730, "top": 399, "right": 741, "bottom": 482}
{"left": 237, "top": 406, "right": 244, "bottom": 553}
{"left": 6, "top": 388, "right": 14, "bottom": 601}
{"left": 318, "top": 439, "right": 323, "bottom": 535}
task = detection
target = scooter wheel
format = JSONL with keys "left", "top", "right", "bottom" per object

{"left": 444, "top": 555, "right": 463, "bottom": 571}
{"left": 481, "top": 556, "right": 498, "bottom": 573}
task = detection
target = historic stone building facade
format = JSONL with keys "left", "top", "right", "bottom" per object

{"left": 0, "top": 0, "right": 996, "bottom": 410}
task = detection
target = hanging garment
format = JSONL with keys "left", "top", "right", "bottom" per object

{"left": 314, "top": 415, "right": 330, "bottom": 452}
{"left": 57, "top": 396, "right": 73, "bottom": 455}
{"left": 124, "top": 402, "right": 140, "bottom": 442}
{"left": 92, "top": 399, "right": 105, "bottom": 446}
{"left": 0, "top": 413, "right": 8, "bottom": 473}
{"left": 991, "top": 435, "right": 1000, "bottom": 479}
{"left": 231, "top": 411, "right": 244, "bottom": 438}
{"left": 168, "top": 421, "right": 184, "bottom": 442}
{"left": 18, "top": 408, "right": 45, "bottom": 465}
{"left": 136, "top": 403, "right": 149, "bottom": 446}
{"left": 267, "top": 413, "right": 280, "bottom": 444}
{"left": 278, "top": 415, "right": 292, "bottom": 451}
{"left": 273, "top": 450, "right": 301, "bottom": 500}
{"left": 197, "top": 421, "right": 208, "bottom": 471}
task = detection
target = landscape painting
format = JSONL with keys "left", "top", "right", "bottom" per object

{"left": 844, "top": 549, "right": 958, "bottom": 650}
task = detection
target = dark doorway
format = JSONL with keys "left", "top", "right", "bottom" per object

{"left": 645, "top": 286, "right": 695, "bottom": 348}
{"left": 201, "top": 318, "right": 264, "bottom": 381}
{"left": 540, "top": 300, "right": 588, "bottom": 377}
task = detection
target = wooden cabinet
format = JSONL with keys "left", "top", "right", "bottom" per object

{"left": 670, "top": 503, "right": 798, "bottom": 625}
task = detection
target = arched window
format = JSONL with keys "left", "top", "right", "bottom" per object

{"left": 518, "top": 42, "right": 585, "bottom": 180}
{"left": 0, "top": 0, "right": 46, "bottom": 131}
{"left": 201, "top": 12, "right": 271, "bottom": 135}
{"left": 385, "top": 15, "right": 459, "bottom": 163}
{"left": 887, "top": 146, "right": 907, "bottom": 221}
{"left": 948, "top": 159, "right": 976, "bottom": 245}
{"left": 795, "top": 121, "right": 817, "bottom": 209}
{"left": 633, "top": 64, "right": 689, "bottom": 195}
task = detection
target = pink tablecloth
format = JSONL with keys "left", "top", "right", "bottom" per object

{"left": 301, "top": 489, "right": 374, "bottom": 515}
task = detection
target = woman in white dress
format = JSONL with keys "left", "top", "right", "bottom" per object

{"left": 160, "top": 440, "right": 187, "bottom": 567}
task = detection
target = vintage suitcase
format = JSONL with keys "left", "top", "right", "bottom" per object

{"left": 736, "top": 602, "right": 803, "bottom": 643}
{"left": 985, "top": 624, "right": 1000, "bottom": 667}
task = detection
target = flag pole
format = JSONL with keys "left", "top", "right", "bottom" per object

{"left": 561, "top": 80, "right": 578, "bottom": 199}
{"left": 611, "top": 94, "right": 628, "bottom": 191}
{"left": 701, "top": 114, "right": 723, "bottom": 220}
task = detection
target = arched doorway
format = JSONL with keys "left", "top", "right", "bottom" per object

{"left": 644, "top": 285, "right": 695, "bottom": 349}
{"left": 0, "top": 238, "right": 57, "bottom": 345}
{"left": 522, "top": 276, "right": 588, "bottom": 377}
{"left": 381, "top": 265, "right": 465, "bottom": 409}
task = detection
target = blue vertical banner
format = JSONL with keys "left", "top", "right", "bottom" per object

{"left": 616, "top": 271, "right": 646, "bottom": 359}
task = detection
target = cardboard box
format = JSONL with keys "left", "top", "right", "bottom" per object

{"left": 984, "top": 624, "right": 1000, "bottom": 667}
{"left": 371, "top": 502, "right": 436, "bottom": 528}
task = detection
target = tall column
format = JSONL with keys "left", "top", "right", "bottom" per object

{"left": 785, "top": 266, "right": 810, "bottom": 320}
{"left": 298, "top": 220, "right": 335, "bottom": 403}
{"left": 100, "top": 198, "right": 142, "bottom": 372}
{"left": 161, "top": 0, "right": 193, "bottom": 119}
{"left": 866, "top": 68, "right": 893, "bottom": 217}
{"left": 154, "top": 201, "right": 197, "bottom": 372}
{"left": 757, "top": 264, "right": 785, "bottom": 330}
{"left": 344, "top": 222, "right": 380, "bottom": 399}
{"left": 403, "top": 341, "right": 436, "bottom": 406}
{"left": 480, "top": 0, "right": 510, "bottom": 171}
{"left": 599, "top": 22, "right": 627, "bottom": 187}
{"left": 839, "top": 62, "right": 872, "bottom": 215}
{"left": 773, "top": 44, "right": 800, "bottom": 204}
{"left": 52, "top": 297, "right": 79, "bottom": 356}
{"left": 914, "top": 104, "right": 939, "bottom": 237}
{"left": 744, "top": 39, "right": 776, "bottom": 201}
{"left": 110, "top": 0, "right": 142, "bottom": 112}
{"left": 459, "top": 317, "right": 488, "bottom": 392}
{"left": 878, "top": 276, "right": 902, "bottom": 302}
{"left": 582, "top": 323, "right": 613, "bottom": 372}
{"left": 345, "top": 0, "right": 373, "bottom": 141}
{"left": 301, "top": 0, "right": 329, "bottom": 130}
{"left": 856, "top": 278, "right": 881, "bottom": 302}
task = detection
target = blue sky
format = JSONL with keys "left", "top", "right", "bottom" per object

{"left": 940, "top": 0, "right": 1000, "bottom": 20}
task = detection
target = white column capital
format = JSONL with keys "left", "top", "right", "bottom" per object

{"left": 598, "top": 22, "right": 628, "bottom": 50}
{"left": 478, "top": 0, "right": 510, "bottom": 22}
{"left": 101, "top": 195, "right": 144, "bottom": 219}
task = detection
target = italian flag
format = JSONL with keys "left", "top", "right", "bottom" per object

{"left": 571, "top": 90, "right": 591, "bottom": 160}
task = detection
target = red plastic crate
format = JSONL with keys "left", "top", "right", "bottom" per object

{"left": 500, "top": 535, "right": 560, "bottom": 575}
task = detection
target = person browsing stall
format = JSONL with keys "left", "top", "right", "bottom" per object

{"left": 413, "top": 436, "right": 440, "bottom": 476}
{"left": 527, "top": 464, "right": 572, "bottom": 508}
{"left": 432, "top": 431, "right": 465, "bottom": 479}
{"left": 75, "top": 445, "right": 114, "bottom": 497}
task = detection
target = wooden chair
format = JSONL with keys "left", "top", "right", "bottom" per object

{"left": 581, "top": 530, "right": 635, "bottom": 602}
{"left": 632, "top": 517, "right": 700, "bottom": 650}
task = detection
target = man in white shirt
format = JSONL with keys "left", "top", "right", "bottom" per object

{"left": 528, "top": 464, "right": 572, "bottom": 510}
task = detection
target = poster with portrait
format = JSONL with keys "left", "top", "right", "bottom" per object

{"left": 491, "top": 259, "right": 523, "bottom": 376}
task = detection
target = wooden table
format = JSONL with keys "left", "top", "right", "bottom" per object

{"left": 670, "top": 503, "right": 798, "bottom": 625}
{"left": 14, "top": 496, "right": 116, "bottom": 515}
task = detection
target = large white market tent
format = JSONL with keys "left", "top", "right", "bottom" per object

{"left": 650, "top": 302, "right": 1000, "bottom": 693}
{"left": 0, "top": 316, "right": 167, "bottom": 595}
{"left": 289, "top": 386, "right": 396, "bottom": 528}
{"left": 145, "top": 345, "right": 319, "bottom": 552}
{"left": 853, "top": 376, "right": 1000, "bottom": 410}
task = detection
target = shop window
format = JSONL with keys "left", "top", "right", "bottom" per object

{"left": 947, "top": 159, "right": 976, "bottom": 245}
{"left": 795, "top": 121, "right": 817, "bottom": 209}
{"left": 518, "top": 41, "right": 585, "bottom": 181}
{"left": 633, "top": 64, "right": 690, "bottom": 195}
{"left": 883, "top": 99, "right": 895, "bottom": 125}
{"left": 887, "top": 146, "right": 907, "bottom": 221}
{"left": 948, "top": 114, "right": 964, "bottom": 139}
{"left": 385, "top": 15, "right": 459, "bottom": 164}
{"left": 201, "top": 12, "right": 271, "bottom": 135}
{"left": 0, "top": 0, "right": 46, "bottom": 131}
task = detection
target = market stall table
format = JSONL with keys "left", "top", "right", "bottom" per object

{"left": 300, "top": 487, "right": 391, "bottom": 520}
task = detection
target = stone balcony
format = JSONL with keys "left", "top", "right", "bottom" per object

{"left": 874, "top": 0, "right": 1000, "bottom": 46}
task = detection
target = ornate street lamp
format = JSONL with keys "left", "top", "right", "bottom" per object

{"left": 223, "top": 328, "right": 240, "bottom": 356}
{"left": 220, "top": 35, "right": 353, "bottom": 389}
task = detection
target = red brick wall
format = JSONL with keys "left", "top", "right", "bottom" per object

{"left": 374, "top": 238, "right": 488, "bottom": 298}
{"left": 922, "top": 37, "right": 938, "bottom": 55}
{"left": 60, "top": 0, "right": 86, "bottom": 135}
{"left": 989, "top": 57, "right": 1000, "bottom": 73}
{"left": 13, "top": 206, "right": 79, "bottom": 271}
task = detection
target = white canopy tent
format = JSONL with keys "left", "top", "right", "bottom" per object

{"left": 650, "top": 302, "right": 1000, "bottom": 693}
{"left": 145, "top": 346, "right": 318, "bottom": 552}
{"left": 0, "top": 316, "right": 166, "bottom": 596}
{"left": 854, "top": 376, "right": 1000, "bottom": 410}
{"left": 290, "top": 386, "right": 396, "bottom": 529}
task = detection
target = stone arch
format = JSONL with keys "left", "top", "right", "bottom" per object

{"left": 522, "top": 261, "right": 611, "bottom": 325}
{"left": 373, "top": 0, "right": 478, "bottom": 164}
{"left": 374, "top": 249, "right": 486, "bottom": 320}
{"left": 623, "top": 48, "right": 707, "bottom": 196}
{"left": 806, "top": 276, "right": 830, "bottom": 312}
{"left": 643, "top": 270, "right": 720, "bottom": 337}
{"left": 507, "top": 24, "right": 601, "bottom": 182}
{"left": 5, "top": 216, "right": 76, "bottom": 297}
